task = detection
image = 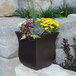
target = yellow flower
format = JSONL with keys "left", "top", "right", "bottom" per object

{"left": 40, "top": 23, "right": 45, "bottom": 26}
{"left": 41, "top": 17, "right": 44, "bottom": 20}
{"left": 55, "top": 21, "right": 59, "bottom": 24}
{"left": 50, "top": 26, "right": 54, "bottom": 29}
{"left": 53, "top": 22, "right": 59, "bottom": 27}
{"left": 48, "top": 30, "right": 51, "bottom": 32}
{"left": 45, "top": 27, "right": 49, "bottom": 30}
{"left": 55, "top": 22, "right": 59, "bottom": 27}
{"left": 60, "top": 11, "right": 64, "bottom": 14}
{"left": 35, "top": 19, "right": 41, "bottom": 22}
{"left": 35, "top": 21, "right": 37, "bottom": 22}
{"left": 36, "top": 18, "right": 59, "bottom": 33}
{"left": 49, "top": 21, "right": 54, "bottom": 25}
{"left": 29, "top": 14, "right": 32, "bottom": 17}
{"left": 43, "top": 21, "right": 47, "bottom": 23}
{"left": 38, "top": 19, "right": 41, "bottom": 21}
{"left": 55, "top": 23, "right": 59, "bottom": 27}
{"left": 43, "top": 24, "right": 48, "bottom": 26}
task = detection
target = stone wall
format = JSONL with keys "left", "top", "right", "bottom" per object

{"left": 0, "top": 0, "right": 76, "bottom": 16}
{"left": 18, "top": 0, "right": 51, "bottom": 10}
{"left": 0, "top": 14, "right": 76, "bottom": 76}
{"left": 0, "top": 0, "right": 18, "bottom": 16}
{"left": 18, "top": 0, "right": 63, "bottom": 10}
{"left": 66, "top": 0, "right": 76, "bottom": 7}
{"left": 18, "top": 0, "right": 76, "bottom": 9}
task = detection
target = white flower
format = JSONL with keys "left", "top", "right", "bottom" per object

{"left": 19, "top": 22, "right": 23, "bottom": 27}
{"left": 18, "top": 20, "right": 26, "bottom": 27}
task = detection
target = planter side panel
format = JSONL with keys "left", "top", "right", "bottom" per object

{"left": 36, "top": 33, "right": 59, "bottom": 68}
{"left": 16, "top": 32, "right": 36, "bottom": 66}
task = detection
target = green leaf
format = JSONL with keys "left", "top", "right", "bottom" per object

{"left": 20, "top": 35, "right": 26, "bottom": 40}
{"left": 31, "top": 34, "right": 40, "bottom": 39}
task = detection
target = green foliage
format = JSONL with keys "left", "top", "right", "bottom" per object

{"left": 15, "top": 5, "right": 76, "bottom": 18}
{"left": 41, "top": 7, "right": 62, "bottom": 18}
{"left": 15, "top": 8, "right": 31, "bottom": 18}
{"left": 41, "top": 6, "right": 76, "bottom": 18}
{"left": 15, "top": 0, "right": 39, "bottom": 19}
{"left": 58, "top": 5, "right": 76, "bottom": 17}
{"left": 26, "top": 0, "right": 38, "bottom": 23}
{"left": 20, "top": 34, "right": 26, "bottom": 40}
{"left": 30, "top": 25, "right": 43, "bottom": 35}
{"left": 30, "top": 34, "right": 40, "bottom": 39}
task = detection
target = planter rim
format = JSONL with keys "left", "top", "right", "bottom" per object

{"left": 40, "top": 32, "right": 59, "bottom": 37}
{"left": 15, "top": 31, "right": 59, "bottom": 40}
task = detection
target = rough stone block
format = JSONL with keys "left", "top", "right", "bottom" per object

{"left": 65, "top": 0, "right": 76, "bottom": 7}
{"left": 15, "top": 64, "right": 76, "bottom": 76}
{"left": 0, "top": 57, "right": 20, "bottom": 76}
{"left": 0, "top": 0, "right": 18, "bottom": 16}
{"left": 55, "top": 14, "right": 76, "bottom": 48}
{"left": 0, "top": 17, "right": 25, "bottom": 58}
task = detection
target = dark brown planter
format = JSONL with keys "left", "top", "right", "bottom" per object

{"left": 16, "top": 31, "right": 59, "bottom": 70}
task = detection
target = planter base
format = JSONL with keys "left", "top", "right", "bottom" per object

{"left": 21, "top": 59, "right": 56, "bottom": 70}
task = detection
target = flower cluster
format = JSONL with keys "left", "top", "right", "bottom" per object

{"left": 19, "top": 18, "right": 59, "bottom": 40}
{"left": 35, "top": 18, "right": 59, "bottom": 33}
{"left": 19, "top": 18, "right": 35, "bottom": 40}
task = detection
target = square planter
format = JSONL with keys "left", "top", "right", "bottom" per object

{"left": 16, "top": 31, "right": 59, "bottom": 70}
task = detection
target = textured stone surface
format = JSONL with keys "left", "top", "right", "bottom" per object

{"left": 56, "top": 48, "right": 75, "bottom": 64}
{"left": 65, "top": 0, "right": 76, "bottom": 7}
{"left": 0, "top": 0, "right": 18, "bottom": 16}
{"left": 55, "top": 14, "right": 76, "bottom": 48}
{"left": 18, "top": 0, "right": 51, "bottom": 10}
{"left": 0, "top": 57, "right": 20, "bottom": 76}
{"left": 18, "top": 0, "right": 63, "bottom": 10}
{"left": 34, "top": 0, "right": 51, "bottom": 10}
{"left": 15, "top": 64, "right": 76, "bottom": 76}
{"left": 51, "top": 0, "right": 63, "bottom": 7}
{"left": 56, "top": 49, "right": 66, "bottom": 64}
{"left": 18, "top": 0, "right": 76, "bottom": 10}
{"left": 0, "top": 0, "right": 76, "bottom": 16}
{"left": 18, "top": 0, "right": 26, "bottom": 9}
{"left": 0, "top": 17, "right": 25, "bottom": 58}
{"left": 68, "top": 14, "right": 76, "bottom": 18}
